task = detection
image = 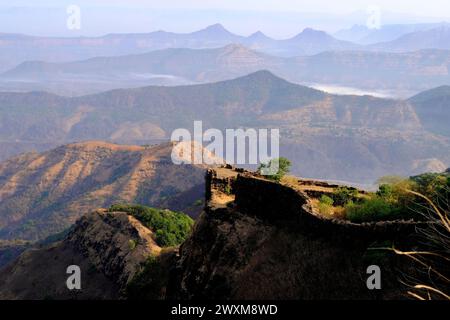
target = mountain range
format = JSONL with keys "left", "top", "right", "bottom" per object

{"left": 3, "top": 22, "right": 450, "bottom": 75}
{"left": 0, "top": 44, "right": 280, "bottom": 95}
{"left": 334, "top": 22, "right": 450, "bottom": 44}
{"left": 0, "top": 24, "right": 355, "bottom": 73}
{"left": 1, "top": 14, "right": 450, "bottom": 301}
{"left": 369, "top": 25, "right": 450, "bottom": 52}
{"left": 3, "top": 44, "right": 450, "bottom": 97}
{"left": 0, "top": 71, "right": 448, "bottom": 185}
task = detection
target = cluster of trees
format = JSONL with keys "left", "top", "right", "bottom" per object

{"left": 258, "top": 157, "right": 449, "bottom": 224}
{"left": 108, "top": 204, "right": 194, "bottom": 247}
{"left": 318, "top": 170, "right": 450, "bottom": 223}
{"left": 318, "top": 187, "right": 359, "bottom": 219}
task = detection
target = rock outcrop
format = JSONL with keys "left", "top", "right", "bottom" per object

{"left": 168, "top": 167, "right": 421, "bottom": 300}
{"left": 0, "top": 209, "right": 160, "bottom": 300}
{"left": 0, "top": 166, "right": 425, "bottom": 300}
{"left": 0, "top": 141, "right": 208, "bottom": 244}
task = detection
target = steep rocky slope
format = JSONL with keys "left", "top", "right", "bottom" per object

{"left": 0, "top": 141, "right": 211, "bottom": 244}
{"left": 168, "top": 168, "right": 422, "bottom": 300}
{"left": 0, "top": 167, "right": 424, "bottom": 300}
{"left": 0, "top": 209, "right": 163, "bottom": 300}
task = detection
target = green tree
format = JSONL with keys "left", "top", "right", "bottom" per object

{"left": 345, "top": 197, "right": 396, "bottom": 223}
{"left": 108, "top": 204, "right": 194, "bottom": 247}
{"left": 258, "top": 157, "right": 292, "bottom": 182}
{"left": 333, "top": 187, "right": 358, "bottom": 206}
{"left": 320, "top": 195, "right": 334, "bottom": 206}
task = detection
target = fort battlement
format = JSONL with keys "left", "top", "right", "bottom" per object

{"left": 170, "top": 165, "right": 427, "bottom": 300}
{"left": 205, "top": 166, "right": 421, "bottom": 244}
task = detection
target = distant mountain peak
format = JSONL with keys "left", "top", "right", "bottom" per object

{"left": 302, "top": 28, "right": 327, "bottom": 35}
{"left": 247, "top": 69, "right": 276, "bottom": 76}
{"left": 216, "top": 44, "right": 267, "bottom": 61}
{"left": 238, "top": 70, "right": 288, "bottom": 83}
{"left": 248, "top": 31, "right": 271, "bottom": 40}
{"left": 196, "top": 23, "right": 231, "bottom": 35}
{"left": 251, "top": 31, "right": 265, "bottom": 36}
{"left": 290, "top": 28, "right": 332, "bottom": 41}
{"left": 206, "top": 23, "right": 226, "bottom": 30}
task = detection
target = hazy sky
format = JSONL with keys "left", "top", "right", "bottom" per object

{"left": 2, "top": 0, "right": 450, "bottom": 37}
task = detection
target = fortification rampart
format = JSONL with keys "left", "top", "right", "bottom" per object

{"left": 205, "top": 166, "right": 421, "bottom": 244}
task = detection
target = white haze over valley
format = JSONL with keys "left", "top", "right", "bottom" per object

{"left": 306, "top": 83, "right": 396, "bottom": 99}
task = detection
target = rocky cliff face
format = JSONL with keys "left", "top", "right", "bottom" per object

{"left": 0, "top": 141, "right": 208, "bottom": 244}
{"left": 0, "top": 167, "right": 424, "bottom": 300}
{"left": 168, "top": 167, "right": 421, "bottom": 300}
{"left": 0, "top": 209, "right": 161, "bottom": 300}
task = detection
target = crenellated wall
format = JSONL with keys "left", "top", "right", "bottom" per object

{"left": 206, "top": 166, "right": 421, "bottom": 245}
{"left": 171, "top": 166, "right": 423, "bottom": 300}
